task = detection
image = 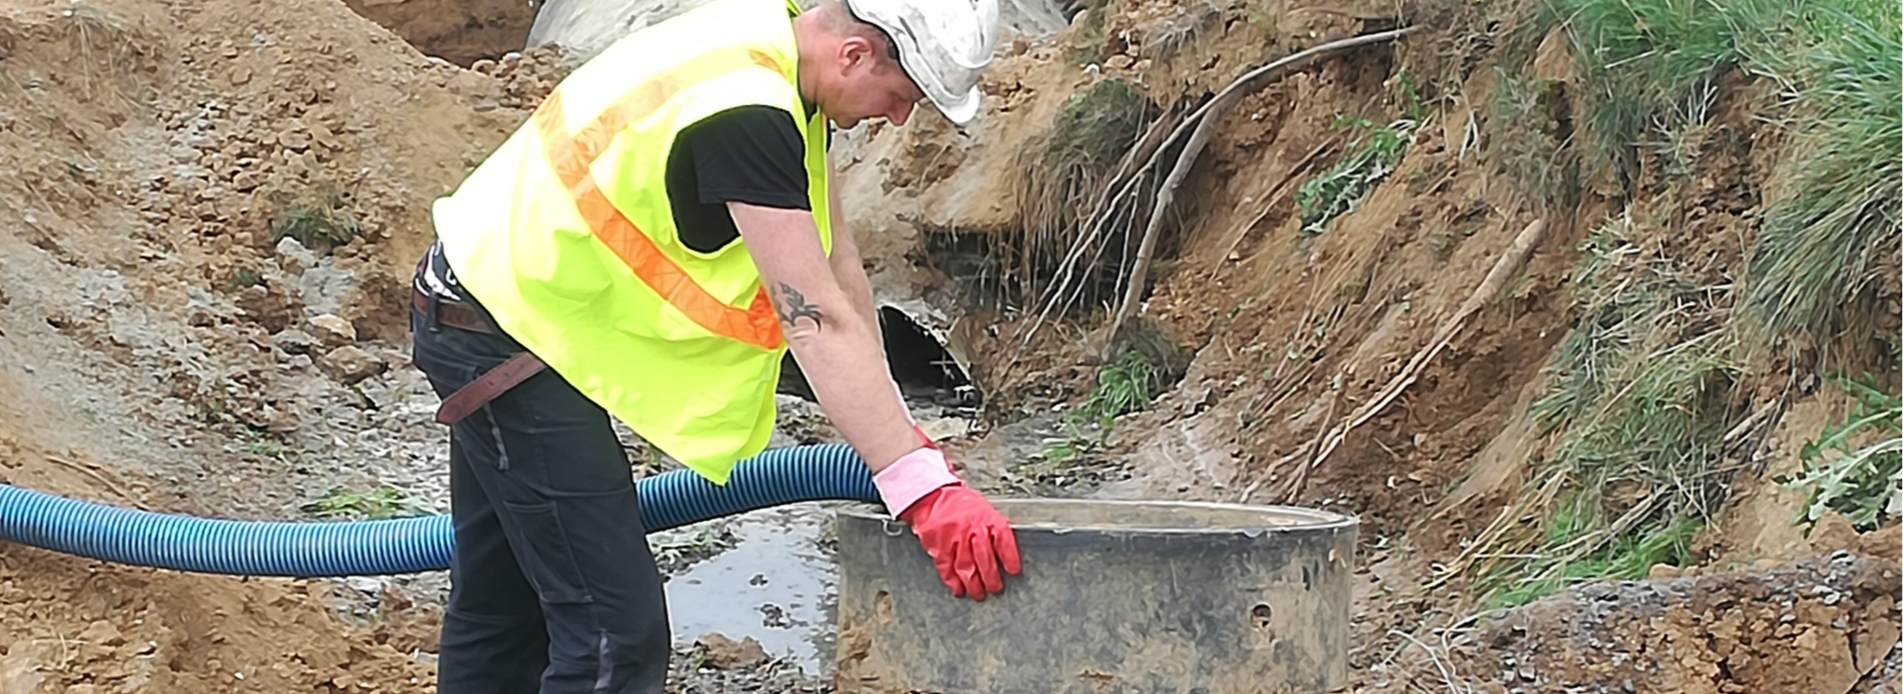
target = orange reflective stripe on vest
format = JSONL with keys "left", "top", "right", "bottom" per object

{"left": 531, "top": 48, "right": 787, "bottom": 350}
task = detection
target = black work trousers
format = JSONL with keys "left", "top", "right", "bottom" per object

{"left": 409, "top": 286, "right": 671, "bottom": 693}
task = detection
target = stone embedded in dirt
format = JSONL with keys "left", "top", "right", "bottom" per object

{"left": 265, "top": 408, "right": 300, "bottom": 434}
{"left": 319, "top": 345, "right": 386, "bottom": 385}
{"left": 79, "top": 620, "right": 126, "bottom": 647}
{"left": 272, "top": 328, "right": 318, "bottom": 355}
{"left": 277, "top": 127, "right": 311, "bottom": 151}
{"left": 694, "top": 632, "right": 768, "bottom": 670}
{"left": 1809, "top": 511, "right": 1860, "bottom": 555}
{"left": 308, "top": 314, "right": 356, "bottom": 348}
{"left": 1861, "top": 524, "right": 1902, "bottom": 562}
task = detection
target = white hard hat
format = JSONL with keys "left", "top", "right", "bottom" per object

{"left": 843, "top": 0, "right": 1000, "bottom": 125}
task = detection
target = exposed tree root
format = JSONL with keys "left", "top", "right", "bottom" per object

{"left": 1292, "top": 218, "right": 1549, "bottom": 497}
{"left": 1095, "top": 26, "right": 1424, "bottom": 360}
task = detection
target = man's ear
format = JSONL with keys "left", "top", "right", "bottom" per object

{"left": 837, "top": 35, "right": 876, "bottom": 73}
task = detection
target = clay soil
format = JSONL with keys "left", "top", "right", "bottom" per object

{"left": 0, "top": 0, "right": 1895, "bottom": 691}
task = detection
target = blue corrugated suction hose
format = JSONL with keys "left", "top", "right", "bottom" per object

{"left": 0, "top": 443, "right": 879, "bottom": 577}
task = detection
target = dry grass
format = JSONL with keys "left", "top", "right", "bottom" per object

{"left": 1470, "top": 216, "right": 1745, "bottom": 608}
{"left": 1487, "top": 68, "right": 1578, "bottom": 212}
{"left": 1009, "top": 77, "right": 1156, "bottom": 309}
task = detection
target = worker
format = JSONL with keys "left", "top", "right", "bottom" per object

{"left": 404, "top": 0, "right": 1020, "bottom": 690}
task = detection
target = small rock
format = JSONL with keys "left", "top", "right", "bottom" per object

{"left": 265, "top": 409, "right": 299, "bottom": 434}
{"left": 1858, "top": 523, "right": 1902, "bottom": 562}
{"left": 1809, "top": 514, "right": 1861, "bottom": 556}
{"left": 277, "top": 127, "right": 311, "bottom": 150}
{"left": 320, "top": 345, "right": 386, "bottom": 385}
{"left": 694, "top": 632, "right": 767, "bottom": 670}
{"left": 309, "top": 314, "right": 357, "bottom": 348}
{"left": 272, "top": 329, "right": 318, "bottom": 355}
{"left": 79, "top": 620, "right": 125, "bottom": 647}
{"left": 1647, "top": 563, "right": 1680, "bottom": 580}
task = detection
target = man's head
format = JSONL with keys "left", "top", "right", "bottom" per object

{"left": 792, "top": 0, "right": 998, "bottom": 129}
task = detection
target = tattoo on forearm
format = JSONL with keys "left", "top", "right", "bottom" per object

{"left": 775, "top": 282, "right": 825, "bottom": 331}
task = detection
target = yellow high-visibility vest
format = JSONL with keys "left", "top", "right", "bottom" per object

{"left": 431, "top": 0, "right": 832, "bottom": 485}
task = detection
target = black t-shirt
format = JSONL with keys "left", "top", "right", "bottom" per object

{"left": 665, "top": 101, "right": 825, "bottom": 253}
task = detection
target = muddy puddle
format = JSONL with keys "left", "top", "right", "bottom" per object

{"left": 664, "top": 501, "right": 857, "bottom": 676}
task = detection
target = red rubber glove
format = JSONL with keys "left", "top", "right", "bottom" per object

{"left": 872, "top": 446, "right": 1021, "bottom": 601}
{"left": 898, "top": 482, "right": 1022, "bottom": 601}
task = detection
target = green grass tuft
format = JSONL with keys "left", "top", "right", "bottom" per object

{"left": 1552, "top": 0, "right": 1757, "bottom": 188}
{"left": 268, "top": 187, "right": 361, "bottom": 251}
{"left": 1487, "top": 68, "right": 1579, "bottom": 211}
{"left": 1478, "top": 219, "right": 1743, "bottom": 607}
{"left": 1735, "top": 2, "right": 1902, "bottom": 359}
{"left": 1012, "top": 77, "right": 1155, "bottom": 304}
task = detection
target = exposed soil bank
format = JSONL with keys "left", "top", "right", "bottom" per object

{"left": 342, "top": 0, "right": 541, "bottom": 66}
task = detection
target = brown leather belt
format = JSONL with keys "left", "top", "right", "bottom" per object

{"left": 412, "top": 285, "right": 548, "bottom": 425}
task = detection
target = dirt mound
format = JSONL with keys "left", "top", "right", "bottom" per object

{"left": 341, "top": 0, "right": 538, "bottom": 66}
{"left": 1427, "top": 552, "right": 1901, "bottom": 694}
{"left": 0, "top": 0, "right": 527, "bottom": 690}
{"left": 0, "top": 546, "right": 434, "bottom": 693}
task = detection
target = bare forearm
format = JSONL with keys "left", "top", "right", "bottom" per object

{"left": 827, "top": 161, "right": 886, "bottom": 360}
{"left": 731, "top": 202, "right": 919, "bottom": 471}
{"left": 772, "top": 281, "right": 917, "bottom": 467}
{"left": 833, "top": 251, "right": 883, "bottom": 358}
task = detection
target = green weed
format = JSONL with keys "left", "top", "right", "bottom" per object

{"left": 1296, "top": 80, "right": 1427, "bottom": 236}
{"left": 1777, "top": 375, "right": 1903, "bottom": 531}
{"left": 1074, "top": 349, "right": 1157, "bottom": 427}
{"left": 302, "top": 486, "right": 430, "bottom": 520}
{"left": 268, "top": 188, "right": 360, "bottom": 251}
